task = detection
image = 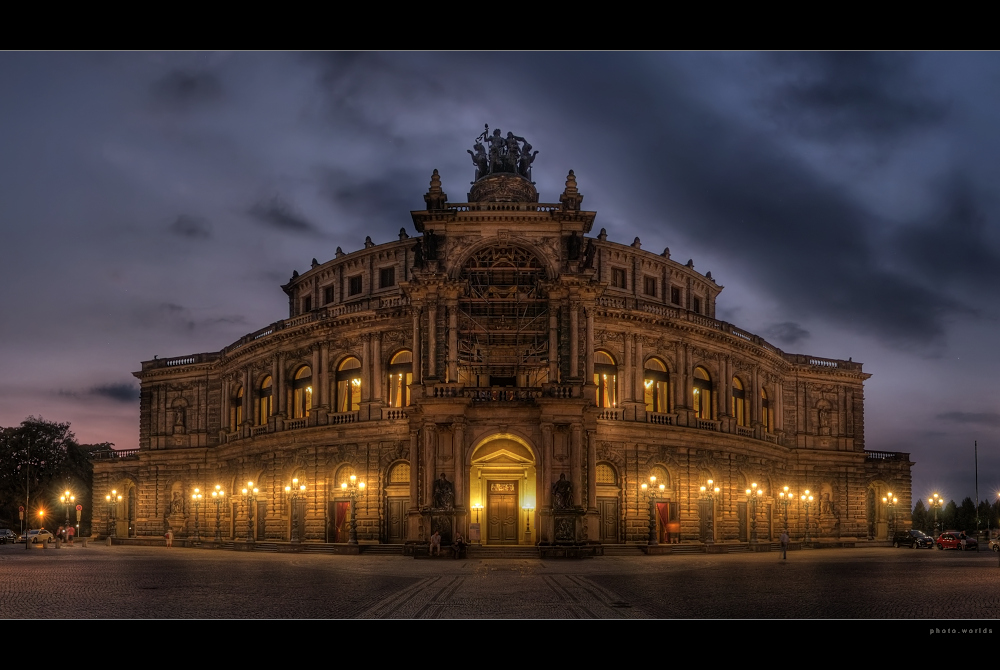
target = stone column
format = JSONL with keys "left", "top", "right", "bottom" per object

{"left": 424, "top": 424, "right": 436, "bottom": 508}
{"left": 623, "top": 333, "right": 634, "bottom": 402}
{"left": 447, "top": 300, "right": 458, "bottom": 383}
{"left": 634, "top": 335, "right": 644, "bottom": 402}
{"left": 273, "top": 355, "right": 284, "bottom": 418}
{"left": 319, "top": 343, "right": 330, "bottom": 410}
{"left": 586, "top": 430, "right": 597, "bottom": 511}
{"left": 453, "top": 421, "right": 465, "bottom": 509}
{"left": 243, "top": 368, "right": 252, "bottom": 431}
{"left": 361, "top": 335, "right": 372, "bottom": 402}
{"left": 412, "top": 306, "right": 422, "bottom": 385}
{"left": 585, "top": 307, "right": 595, "bottom": 380}
{"left": 571, "top": 425, "right": 582, "bottom": 507}
{"left": 548, "top": 306, "right": 558, "bottom": 383}
{"left": 569, "top": 301, "right": 579, "bottom": 378}
{"left": 541, "top": 423, "right": 553, "bottom": 509}
{"left": 409, "top": 430, "right": 419, "bottom": 507}
{"left": 372, "top": 335, "right": 382, "bottom": 403}
{"left": 221, "top": 377, "right": 230, "bottom": 432}
{"left": 427, "top": 299, "right": 438, "bottom": 379}
{"left": 751, "top": 365, "right": 760, "bottom": 426}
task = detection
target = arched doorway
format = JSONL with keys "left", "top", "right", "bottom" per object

{"left": 596, "top": 463, "right": 621, "bottom": 543}
{"left": 384, "top": 462, "right": 410, "bottom": 544}
{"left": 469, "top": 436, "right": 537, "bottom": 545}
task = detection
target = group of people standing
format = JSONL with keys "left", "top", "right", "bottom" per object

{"left": 55, "top": 525, "right": 75, "bottom": 544}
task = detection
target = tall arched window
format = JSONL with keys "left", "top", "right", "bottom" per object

{"left": 336, "top": 357, "right": 362, "bottom": 413}
{"left": 693, "top": 367, "right": 712, "bottom": 419}
{"left": 644, "top": 358, "right": 669, "bottom": 413}
{"left": 230, "top": 386, "right": 243, "bottom": 431}
{"left": 594, "top": 351, "right": 618, "bottom": 408}
{"left": 732, "top": 376, "right": 747, "bottom": 426}
{"left": 387, "top": 350, "right": 413, "bottom": 408}
{"left": 258, "top": 376, "right": 272, "bottom": 425}
{"left": 292, "top": 366, "right": 312, "bottom": 419}
{"left": 761, "top": 387, "right": 772, "bottom": 433}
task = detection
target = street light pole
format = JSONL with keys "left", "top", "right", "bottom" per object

{"left": 241, "top": 481, "right": 259, "bottom": 544}
{"left": 882, "top": 492, "right": 897, "bottom": 540}
{"left": 340, "top": 475, "right": 366, "bottom": 545}
{"left": 191, "top": 488, "right": 203, "bottom": 543}
{"left": 778, "top": 486, "right": 793, "bottom": 534}
{"left": 700, "top": 479, "right": 719, "bottom": 544}
{"left": 105, "top": 490, "right": 121, "bottom": 538}
{"left": 284, "top": 478, "right": 306, "bottom": 543}
{"left": 210, "top": 485, "right": 225, "bottom": 543}
{"left": 801, "top": 490, "right": 813, "bottom": 543}
{"left": 745, "top": 483, "right": 764, "bottom": 544}
{"left": 641, "top": 476, "right": 665, "bottom": 546}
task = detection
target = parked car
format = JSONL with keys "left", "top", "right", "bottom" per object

{"left": 25, "top": 529, "right": 54, "bottom": 544}
{"left": 0, "top": 529, "right": 16, "bottom": 544}
{"left": 936, "top": 531, "right": 978, "bottom": 550}
{"left": 893, "top": 529, "right": 934, "bottom": 548}
{"left": 988, "top": 538, "right": 1000, "bottom": 552}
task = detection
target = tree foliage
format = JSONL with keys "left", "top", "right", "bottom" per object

{"left": 911, "top": 499, "right": 928, "bottom": 534}
{"left": 0, "top": 417, "right": 104, "bottom": 533}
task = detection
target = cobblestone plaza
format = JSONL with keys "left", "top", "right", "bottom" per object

{"left": 3, "top": 543, "right": 997, "bottom": 621}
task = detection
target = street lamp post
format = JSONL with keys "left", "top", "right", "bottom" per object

{"left": 641, "top": 476, "right": 666, "bottom": 546}
{"left": 778, "top": 486, "right": 793, "bottom": 533}
{"left": 930, "top": 493, "right": 943, "bottom": 535}
{"left": 105, "top": 490, "right": 122, "bottom": 538}
{"left": 340, "top": 475, "right": 366, "bottom": 545}
{"left": 699, "top": 479, "right": 720, "bottom": 544}
{"left": 59, "top": 490, "right": 75, "bottom": 531}
{"left": 210, "top": 485, "right": 225, "bottom": 543}
{"left": 241, "top": 481, "right": 259, "bottom": 544}
{"left": 882, "top": 492, "right": 897, "bottom": 540}
{"left": 472, "top": 503, "right": 483, "bottom": 545}
{"left": 745, "top": 483, "right": 764, "bottom": 543}
{"left": 190, "top": 488, "right": 203, "bottom": 543}
{"left": 801, "top": 490, "right": 814, "bottom": 543}
{"left": 284, "top": 478, "right": 306, "bottom": 543}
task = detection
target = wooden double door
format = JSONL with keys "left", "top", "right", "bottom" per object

{"left": 487, "top": 481, "right": 519, "bottom": 544}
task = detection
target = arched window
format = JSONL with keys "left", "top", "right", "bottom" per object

{"left": 230, "top": 386, "right": 243, "bottom": 431}
{"left": 388, "top": 462, "right": 410, "bottom": 483}
{"left": 387, "top": 350, "right": 413, "bottom": 408}
{"left": 594, "top": 351, "right": 618, "bottom": 408}
{"left": 644, "top": 358, "right": 669, "bottom": 413}
{"left": 761, "top": 387, "right": 772, "bottom": 433}
{"left": 335, "top": 465, "right": 356, "bottom": 488}
{"left": 693, "top": 367, "right": 712, "bottom": 420}
{"left": 258, "top": 376, "right": 272, "bottom": 425}
{"left": 732, "top": 376, "right": 747, "bottom": 426}
{"left": 596, "top": 463, "right": 618, "bottom": 485}
{"left": 336, "top": 357, "right": 362, "bottom": 413}
{"left": 292, "top": 366, "right": 312, "bottom": 419}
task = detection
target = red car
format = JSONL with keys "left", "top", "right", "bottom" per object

{"left": 936, "top": 531, "right": 978, "bottom": 550}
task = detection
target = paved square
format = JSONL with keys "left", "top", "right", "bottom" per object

{"left": 2, "top": 543, "right": 998, "bottom": 619}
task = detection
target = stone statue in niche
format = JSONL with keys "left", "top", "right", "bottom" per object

{"left": 552, "top": 473, "right": 573, "bottom": 510}
{"left": 433, "top": 473, "right": 455, "bottom": 510}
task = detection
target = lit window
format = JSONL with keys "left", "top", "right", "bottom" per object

{"left": 644, "top": 358, "right": 669, "bottom": 413}
{"left": 336, "top": 357, "right": 362, "bottom": 412}
{"left": 596, "top": 463, "right": 617, "bottom": 485}
{"left": 389, "top": 462, "right": 410, "bottom": 483}
{"left": 387, "top": 350, "right": 413, "bottom": 408}
{"left": 693, "top": 367, "right": 712, "bottom": 419}
{"left": 258, "top": 376, "right": 272, "bottom": 425}
{"left": 594, "top": 351, "right": 618, "bottom": 408}
{"left": 292, "top": 366, "right": 312, "bottom": 419}
{"left": 732, "top": 376, "right": 747, "bottom": 426}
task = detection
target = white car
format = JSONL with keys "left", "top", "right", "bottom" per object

{"left": 25, "top": 529, "right": 54, "bottom": 544}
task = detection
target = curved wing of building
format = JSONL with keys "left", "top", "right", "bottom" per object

{"left": 94, "top": 131, "right": 912, "bottom": 550}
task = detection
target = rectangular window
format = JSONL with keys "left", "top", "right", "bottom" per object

{"left": 671, "top": 286, "right": 681, "bottom": 305}
{"left": 644, "top": 276, "right": 657, "bottom": 297}
{"left": 324, "top": 286, "right": 334, "bottom": 304}
{"left": 693, "top": 297, "right": 701, "bottom": 314}
{"left": 379, "top": 267, "right": 396, "bottom": 289}
{"left": 303, "top": 296, "right": 312, "bottom": 313}
{"left": 612, "top": 268, "right": 627, "bottom": 289}
{"left": 348, "top": 275, "right": 363, "bottom": 296}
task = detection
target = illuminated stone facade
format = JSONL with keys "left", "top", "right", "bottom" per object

{"left": 92, "top": 138, "right": 913, "bottom": 549}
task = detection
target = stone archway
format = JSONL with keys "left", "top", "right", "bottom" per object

{"left": 469, "top": 435, "right": 537, "bottom": 545}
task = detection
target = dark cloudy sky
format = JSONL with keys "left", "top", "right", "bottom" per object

{"left": 2, "top": 52, "right": 998, "bottom": 509}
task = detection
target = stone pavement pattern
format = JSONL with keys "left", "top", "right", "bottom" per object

{"left": 2, "top": 544, "right": 999, "bottom": 618}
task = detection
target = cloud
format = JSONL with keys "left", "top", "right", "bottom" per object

{"left": 249, "top": 196, "right": 319, "bottom": 235}
{"left": 318, "top": 167, "right": 425, "bottom": 240}
{"left": 169, "top": 214, "right": 212, "bottom": 239}
{"left": 764, "top": 322, "right": 810, "bottom": 346}
{"left": 936, "top": 412, "right": 1000, "bottom": 426}
{"left": 57, "top": 383, "right": 138, "bottom": 403}
{"left": 150, "top": 70, "right": 223, "bottom": 110}
{"left": 762, "top": 52, "right": 949, "bottom": 143}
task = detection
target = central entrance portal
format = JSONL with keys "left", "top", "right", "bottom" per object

{"left": 487, "top": 480, "right": 519, "bottom": 544}
{"left": 469, "top": 434, "right": 537, "bottom": 546}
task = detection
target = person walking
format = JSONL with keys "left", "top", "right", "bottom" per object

{"left": 67, "top": 525, "right": 74, "bottom": 545}
{"left": 780, "top": 530, "right": 789, "bottom": 560}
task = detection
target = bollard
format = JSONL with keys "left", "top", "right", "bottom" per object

{"left": 106, "top": 536, "right": 112, "bottom": 547}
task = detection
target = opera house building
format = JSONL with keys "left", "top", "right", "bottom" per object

{"left": 93, "top": 129, "right": 912, "bottom": 553}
